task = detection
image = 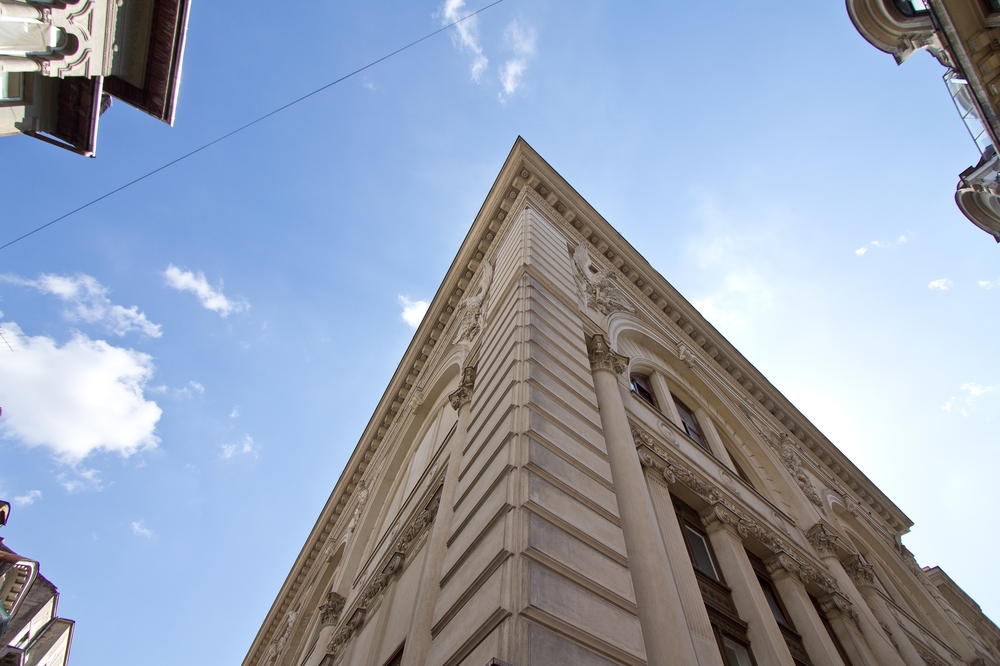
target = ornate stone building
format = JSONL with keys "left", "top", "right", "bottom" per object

{"left": 0, "top": 0, "right": 191, "bottom": 156}
{"left": 0, "top": 500, "right": 76, "bottom": 666}
{"left": 242, "top": 139, "right": 1000, "bottom": 666}
{"left": 847, "top": 0, "right": 1000, "bottom": 241}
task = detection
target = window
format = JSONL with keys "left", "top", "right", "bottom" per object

{"left": 722, "top": 636, "right": 754, "bottom": 666}
{"left": 729, "top": 452, "right": 755, "bottom": 488}
{"left": 629, "top": 373, "right": 657, "bottom": 407}
{"left": 685, "top": 526, "right": 720, "bottom": 580}
{"left": 758, "top": 577, "right": 790, "bottom": 628}
{"left": 0, "top": 73, "right": 24, "bottom": 103}
{"left": 673, "top": 396, "right": 708, "bottom": 450}
{"left": 892, "top": 0, "right": 929, "bottom": 16}
{"left": 986, "top": 0, "right": 1000, "bottom": 13}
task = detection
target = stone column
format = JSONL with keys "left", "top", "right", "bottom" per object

{"left": 587, "top": 335, "right": 698, "bottom": 666}
{"left": 701, "top": 506, "right": 796, "bottom": 666}
{"left": 766, "top": 554, "right": 849, "bottom": 666}
{"left": 843, "top": 556, "right": 925, "bottom": 666}
{"left": 644, "top": 471, "right": 725, "bottom": 666}
{"left": 808, "top": 524, "right": 906, "bottom": 666}
{"left": 817, "top": 591, "right": 879, "bottom": 666}
{"left": 401, "top": 366, "right": 475, "bottom": 666}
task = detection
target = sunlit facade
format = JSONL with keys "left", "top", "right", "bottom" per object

{"left": 243, "top": 139, "right": 1000, "bottom": 666}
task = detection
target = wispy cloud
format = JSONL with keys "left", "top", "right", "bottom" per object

{"left": 441, "top": 0, "right": 488, "bottom": 81}
{"left": 854, "top": 235, "right": 908, "bottom": 257}
{"left": 498, "top": 20, "right": 536, "bottom": 98}
{"left": 928, "top": 278, "right": 953, "bottom": 291}
{"left": 58, "top": 467, "right": 103, "bottom": 493}
{"left": 2, "top": 273, "right": 161, "bottom": 337}
{"left": 12, "top": 490, "right": 41, "bottom": 507}
{"left": 978, "top": 279, "right": 998, "bottom": 289}
{"left": 943, "top": 383, "right": 997, "bottom": 417}
{"left": 0, "top": 322, "right": 161, "bottom": 464}
{"left": 221, "top": 434, "right": 256, "bottom": 460}
{"left": 398, "top": 295, "right": 429, "bottom": 328}
{"left": 229, "top": 407, "right": 240, "bottom": 418}
{"left": 131, "top": 519, "right": 153, "bottom": 538}
{"left": 164, "top": 265, "right": 248, "bottom": 317}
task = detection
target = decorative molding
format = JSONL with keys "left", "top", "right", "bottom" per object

{"left": 448, "top": 365, "right": 477, "bottom": 411}
{"left": 262, "top": 608, "right": 298, "bottom": 665}
{"left": 677, "top": 343, "right": 697, "bottom": 369}
{"left": 818, "top": 591, "right": 860, "bottom": 626}
{"left": 632, "top": 424, "right": 838, "bottom": 595}
{"left": 914, "top": 643, "right": 947, "bottom": 666}
{"left": 318, "top": 592, "right": 346, "bottom": 627}
{"left": 748, "top": 416, "right": 825, "bottom": 511}
{"left": 452, "top": 261, "right": 493, "bottom": 345}
{"left": 807, "top": 523, "right": 845, "bottom": 559}
{"left": 322, "top": 486, "right": 442, "bottom": 660}
{"left": 573, "top": 241, "right": 634, "bottom": 316}
{"left": 588, "top": 334, "right": 627, "bottom": 375}
{"left": 843, "top": 554, "right": 877, "bottom": 589}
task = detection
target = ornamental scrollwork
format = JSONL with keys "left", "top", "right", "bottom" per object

{"left": 573, "top": 242, "right": 634, "bottom": 316}
{"left": 631, "top": 423, "right": 838, "bottom": 595}
{"left": 843, "top": 554, "right": 877, "bottom": 589}
{"left": 318, "top": 592, "right": 346, "bottom": 626}
{"left": 819, "top": 592, "right": 860, "bottom": 626}
{"left": 807, "top": 523, "right": 844, "bottom": 559}
{"left": 587, "top": 335, "right": 627, "bottom": 375}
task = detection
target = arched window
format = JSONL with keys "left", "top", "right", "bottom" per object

{"left": 891, "top": 0, "right": 928, "bottom": 17}
{"left": 672, "top": 395, "right": 708, "bottom": 451}
{"left": 629, "top": 373, "right": 657, "bottom": 408}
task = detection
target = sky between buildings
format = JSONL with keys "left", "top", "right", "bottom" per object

{"left": 1, "top": 1, "right": 998, "bottom": 664}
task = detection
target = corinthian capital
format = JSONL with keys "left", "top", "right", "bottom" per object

{"left": 448, "top": 365, "right": 477, "bottom": 410}
{"left": 818, "top": 591, "right": 859, "bottom": 626}
{"left": 843, "top": 554, "right": 877, "bottom": 589}
{"left": 587, "top": 334, "right": 627, "bottom": 375}
{"left": 807, "top": 522, "right": 844, "bottom": 559}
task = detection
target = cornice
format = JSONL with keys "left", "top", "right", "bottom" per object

{"left": 244, "top": 137, "right": 912, "bottom": 665}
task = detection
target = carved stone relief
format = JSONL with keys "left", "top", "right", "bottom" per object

{"left": 452, "top": 262, "right": 493, "bottom": 345}
{"left": 632, "top": 423, "right": 838, "bottom": 596}
{"left": 318, "top": 592, "right": 346, "bottom": 627}
{"left": 748, "top": 416, "right": 826, "bottom": 511}
{"left": 677, "top": 343, "right": 697, "bottom": 369}
{"left": 588, "top": 334, "right": 627, "bottom": 375}
{"left": 573, "top": 241, "right": 634, "bottom": 316}
{"left": 448, "top": 365, "right": 477, "bottom": 410}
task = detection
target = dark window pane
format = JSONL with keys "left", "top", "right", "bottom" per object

{"left": 758, "top": 578, "right": 789, "bottom": 627}
{"left": 630, "top": 373, "right": 657, "bottom": 407}
{"left": 685, "top": 526, "right": 719, "bottom": 580}
{"left": 673, "top": 396, "right": 707, "bottom": 449}
{"left": 722, "top": 636, "right": 754, "bottom": 666}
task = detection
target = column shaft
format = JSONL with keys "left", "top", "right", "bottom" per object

{"left": 843, "top": 557, "right": 924, "bottom": 666}
{"left": 768, "top": 564, "right": 847, "bottom": 666}
{"left": 702, "top": 511, "right": 795, "bottom": 666}
{"left": 588, "top": 335, "right": 698, "bottom": 666}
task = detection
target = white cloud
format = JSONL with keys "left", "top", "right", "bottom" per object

{"left": 12, "top": 490, "right": 41, "bottom": 507}
{"left": 441, "top": 0, "right": 488, "bottom": 81}
{"left": 854, "top": 235, "right": 908, "bottom": 256}
{"left": 928, "top": 278, "right": 953, "bottom": 290}
{"left": 0, "top": 321, "right": 161, "bottom": 464}
{"left": 221, "top": 434, "right": 256, "bottom": 459}
{"left": 58, "top": 467, "right": 103, "bottom": 493}
{"left": 978, "top": 279, "right": 998, "bottom": 289}
{"left": 164, "top": 265, "right": 248, "bottom": 317}
{"left": 499, "top": 20, "right": 537, "bottom": 98}
{"left": 131, "top": 519, "right": 153, "bottom": 538}
{"left": 943, "top": 383, "right": 997, "bottom": 417}
{"left": 398, "top": 295, "right": 429, "bottom": 327}
{"left": 2, "top": 273, "right": 161, "bottom": 338}
{"left": 230, "top": 407, "right": 240, "bottom": 418}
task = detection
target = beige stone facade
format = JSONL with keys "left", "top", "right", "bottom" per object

{"left": 847, "top": 0, "right": 1000, "bottom": 241}
{"left": 242, "top": 139, "right": 1000, "bottom": 666}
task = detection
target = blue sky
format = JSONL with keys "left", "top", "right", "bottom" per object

{"left": 1, "top": 1, "right": 998, "bottom": 664}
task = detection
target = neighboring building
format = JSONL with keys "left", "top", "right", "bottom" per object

{"left": 847, "top": 0, "right": 1000, "bottom": 241}
{"left": 243, "top": 139, "right": 1000, "bottom": 666}
{"left": 0, "top": 500, "right": 75, "bottom": 666}
{"left": 0, "top": 0, "right": 191, "bottom": 157}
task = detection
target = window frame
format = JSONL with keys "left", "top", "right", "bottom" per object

{"left": 629, "top": 372, "right": 658, "bottom": 408}
{"left": 673, "top": 394, "right": 709, "bottom": 450}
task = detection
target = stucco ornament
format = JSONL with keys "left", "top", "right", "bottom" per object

{"left": 749, "top": 416, "right": 825, "bottom": 511}
{"left": 452, "top": 261, "right": 493, "bottom": 344}
{"left": 572, "top": 242, "right": 634, "bottom": 316}
{"left": 264, "top": 608, "right": 298, "bottom": 665}
{"left": 318, "top": 592, "right": 346, "bottom": 626}
{"left": 587, "top": 335, "right": 627, "bottom": 375}
{"left": 677, "top": 343, "right": 697, "bottom": 369}
{"left": 346, "top": 480, "right": 369, "bottom": 537}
